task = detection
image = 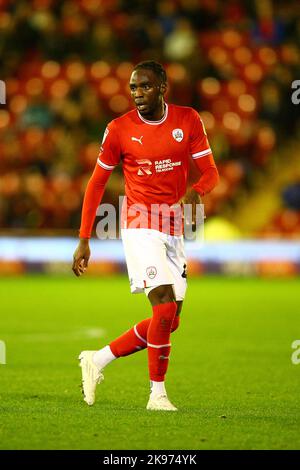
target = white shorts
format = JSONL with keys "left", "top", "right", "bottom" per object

{"left": 121, "top": 228, "right": 187, "bottom": 301}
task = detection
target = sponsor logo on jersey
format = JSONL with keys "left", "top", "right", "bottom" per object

{"left": 146, "top": 266, "right": 157, "bottom": 279}
{"left": 131, "top": 136, "right": 143, "bottom": 145}
{"left": 154, "top": 159, "right": 182, "bottom": 172}
{"left": 135, "top": 158, "right": 181, "bottom": 175}
{"left": 136, "top": 159, "right": 152, "bottom": 175}
{"left": 172, "top": 128, "right": 184, "bottom": 142}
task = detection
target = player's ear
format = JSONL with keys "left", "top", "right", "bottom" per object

{"left": 160, "top": 82, "right": 167, "bottom": 95}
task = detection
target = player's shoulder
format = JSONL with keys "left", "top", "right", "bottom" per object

{"left": 168, "top": 104, "right": 200, "bottom": 120}
{"left": 108, "top": 108, "right": 138, "bottom": 130}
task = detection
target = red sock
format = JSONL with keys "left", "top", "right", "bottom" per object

{"left": 110, "top": 318, "right": 149, "bottom": 357}
{"left": 171, "top": 315, "right": 180, "bottom": 332}
{"left": 147, "top": 302, "right": 177, "bottom": 382}
{"left": 109, "top": 313, "right": 180, "bottom": 358}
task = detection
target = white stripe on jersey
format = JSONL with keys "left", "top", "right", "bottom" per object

{"left": 97, "top": 158, "right": 115, "bottom": 170}
{"left": 137, "top": 103, "right": 169, "bottom": 125}
{"left": 192, "top": 148, "right": 212, "bottom": 159}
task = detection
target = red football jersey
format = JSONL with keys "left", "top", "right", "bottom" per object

{"left": 97, "top": 103, "right": 213, "bottom": 234}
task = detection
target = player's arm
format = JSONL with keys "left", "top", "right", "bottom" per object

{"left": 192, "top": 153, "right": 219, "bottom": 196}
{"left": 181, "top": 186, "right": 202, "bottom": 226}
{"left": 183, "top": 154, "right": 219, "bottom": 224}
{"left": 185, "top": 109, "right": 219, "bottom": 223}
{"left": 72, "top": 163, "right": 112, "bottom": 277}
{"left": 72, "top": 122, "right": 121, "bottom": 277}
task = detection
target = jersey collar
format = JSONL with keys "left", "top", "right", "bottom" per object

{"left": 137, "top": 103, "right": 168, "bottom": 125}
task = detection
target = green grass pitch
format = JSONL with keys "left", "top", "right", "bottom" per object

{"left": 0, "top": 275, "right": 299, "bottom": 450}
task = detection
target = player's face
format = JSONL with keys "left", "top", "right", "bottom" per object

{"left": 129, "top": 69, "right": 166, "bottom": 119}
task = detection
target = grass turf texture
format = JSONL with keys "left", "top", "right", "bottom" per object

{"left": 0, "top": 275, "right": 299, "bottom": 450}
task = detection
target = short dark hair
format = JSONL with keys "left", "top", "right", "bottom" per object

{"left": 133, "top": 61, "right": 167, "bottom": 84}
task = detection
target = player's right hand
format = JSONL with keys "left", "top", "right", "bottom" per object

{"left": 72, "top": 239, "right": 91, "bottom": 277}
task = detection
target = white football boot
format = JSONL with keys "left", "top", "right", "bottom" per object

{"left": 79, "top": 351, "right": 104, "bottom": 406}
{"left": 146, "top": 394, "right": 178, "bottom": 411}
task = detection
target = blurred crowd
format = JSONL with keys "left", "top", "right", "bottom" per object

{"left": 0, "top": 0, "right": 299, "bottom": 237}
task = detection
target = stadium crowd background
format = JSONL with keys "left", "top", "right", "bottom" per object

{"left": 0, "top": 0, "right": 299, "bottom": 239}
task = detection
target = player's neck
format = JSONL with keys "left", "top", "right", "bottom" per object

{"left": 145, "top": 101, "right": 166, "bottom": 122}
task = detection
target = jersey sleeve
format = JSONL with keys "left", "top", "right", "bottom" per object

{"left": 192, "top": 154, "right": 219, "bottom": 196}
{"left": 97, "top": 120, "right": 121, "bottom": 171}
{"left": 189, "top": 109, "right": 213, "bottom": 160}
{"left": 79, "top": 163, "right": 112, "bottom": 238}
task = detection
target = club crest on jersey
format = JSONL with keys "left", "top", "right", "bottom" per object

{"left": 146, "top": 266, "right": 157, "bottom": 279}
{"left": 172, "top": 128, "right": 184, "bottom": 142}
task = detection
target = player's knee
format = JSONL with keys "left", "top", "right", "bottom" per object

{"left": 176, "top": 301, "right": 183, "bottom": 315}
{"left": 148, "top": 285, "right": 175, "bottom": 306}
{"left": 152, "top": 299, "right": 177, "bottom": 331}
{"left": 159, "top": 294, "right": 174, "bottom": 304}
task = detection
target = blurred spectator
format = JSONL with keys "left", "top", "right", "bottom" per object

{"left": 164, "top": 18, "right": 197, "bottom": 62}
{"left": 19, "top": 99, "right": 54, "bottom": 129}
{"left": 283, "top": 182, "right": 300, "bottom": 211}
{"left": 0, "top": 0, "right": 299, "bottom": 237}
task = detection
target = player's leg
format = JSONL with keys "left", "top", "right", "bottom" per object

{"left": 146, "top": 235, "right": 187, "bottom": 410}
{"left": 172, "top": 300, "right": 182, "bottom": 330}
{"left": 145, "top": 285, "right": 181, "bottom": 411}
{"left": 108, "top": 228, "right": 175, "bottom": 354}
{"left": 107, "top": 301, "right": 182, "bottom": 358}
{"left": 79, "top": 230, "right": 184, "bottom": 407}
{"left": 79, "top": 299, "right": 182, "bottom": 407}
